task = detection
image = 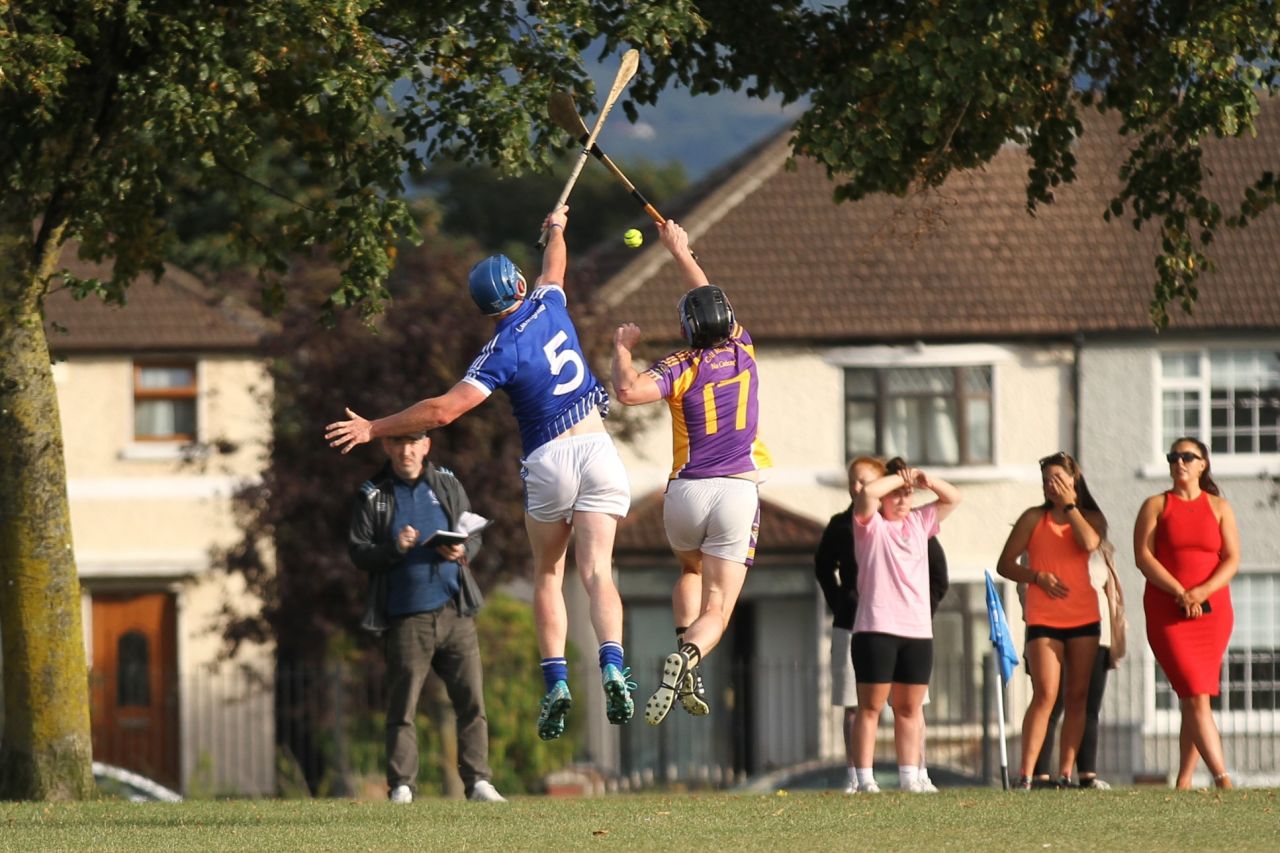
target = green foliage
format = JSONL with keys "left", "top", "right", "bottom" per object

{"left": 1, "top": 0, "right": 706, "bottom": 319}
{"left": 6, "top": 1, "right": 1277, "bottom": 325}
{"left": 421, "top": 155, "right": 688, "bottom": 273}
{"left": 635, "top": 1, "right": 1280, "bottom": 327}
{"left": 475, "top": 593, "right": 578, "bottom": 794}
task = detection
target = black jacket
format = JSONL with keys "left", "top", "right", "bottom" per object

{"left": 349, "top": 461, "right": 483, "bottom": 632}
{"left": 814, "top": 503, "right": 950, "bottom": 630}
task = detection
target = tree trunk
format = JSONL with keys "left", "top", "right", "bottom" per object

{"left": 0, "top": 226, "right": 95, "bottom": 800}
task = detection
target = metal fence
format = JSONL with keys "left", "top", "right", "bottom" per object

{"left": 8, "top": 650, "right": 1277, "bottom": 796}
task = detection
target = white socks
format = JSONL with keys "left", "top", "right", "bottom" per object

{"left": 855, "top": 768, "right": 876, "bottom": 788}
{"left": 847, "top": 766, "right": 857, "bottom": 784}
{"left": 898, "top": 765, "right": 919, "bottom": 789}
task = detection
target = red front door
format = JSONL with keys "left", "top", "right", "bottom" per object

{"left": 89, "top": 592, "right": 179, "bottom": 788}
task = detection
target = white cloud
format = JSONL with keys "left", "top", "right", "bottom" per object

{"left": 616, "top": 121, "right": 657, "bottom": 141}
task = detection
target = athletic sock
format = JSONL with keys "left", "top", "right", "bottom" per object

{"left": 846, "top": 766, "right": 857, "bottom": 785}
{"left": 675, "top": 627, "right": 688, "bottom": 642}
{"left": 540, "top": 657, "right": 568, "bottom": 692}
{"left": 855, "top": 768, "right": 875, "bottom": 788}
{"left": 898, "top": 765, "right": 919, "bottom": 789}
{"left": 598, "top": 641, "right": 624, "bottom": 672}
{"left": 678, "top": 641, "right": 702, "bottom": 669}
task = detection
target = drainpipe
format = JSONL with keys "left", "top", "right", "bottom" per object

{"left": 1072, "top": 332, "right": 1084, "bottom": 458}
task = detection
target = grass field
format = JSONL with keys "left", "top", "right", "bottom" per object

{"left": 1, "top": 788, "right": 1276, "bottom": 851}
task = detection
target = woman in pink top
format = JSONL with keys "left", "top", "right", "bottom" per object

{"left": 850, "top": 457, "right": 961, "bottom": 793}
{"left": 996, "top": 451, "right": 1107, "bottom": 789}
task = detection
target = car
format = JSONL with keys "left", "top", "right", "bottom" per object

{"left": 736, "top": 759, "right": 984, "bottom": 794}
{"left": 92, "top": 762, "right": 183, "bottom": 802}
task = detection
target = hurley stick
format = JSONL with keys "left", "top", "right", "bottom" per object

{"left": 537, "top": 48, "right": 640, "bottom": 249}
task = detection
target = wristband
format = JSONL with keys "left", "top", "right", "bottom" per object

{"left": 549, "top": 223, "right": 564, "bottom": 230}
{"left": 1062, "top": 503, "right": 1077, "bottom": 513}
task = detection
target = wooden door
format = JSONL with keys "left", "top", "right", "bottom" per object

{"left": 89, "top": 592, "right": 179, "bottom": 788}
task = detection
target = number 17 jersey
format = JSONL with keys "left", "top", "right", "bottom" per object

{"left": 645, "top": 323, "right": 771, "bottom": 480}
{"left": 463, "top": 284, "right": 608, "bottom": 456}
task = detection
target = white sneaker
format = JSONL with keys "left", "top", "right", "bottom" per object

{"left": 904, "top": 778, "right": 936, "bottom": 794}
{"left": 857, "top": 780, "right": 881, "bottom": 794}
{"left": 843, "top": 781, "right": 856, "bottom": 795}
{"left": 388, "top": 785, "right": 412, "bottom": 803}
{"left": 918, "top": 772, "right": 939, "bottom": 793}
{"left": 468, "top": 780, "right": 508, "bottom": 803}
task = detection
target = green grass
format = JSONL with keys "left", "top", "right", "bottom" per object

{"left": 1, "top": 788, "right": 1276, "bottom": 851}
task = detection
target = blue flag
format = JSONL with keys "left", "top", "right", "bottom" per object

{"left": 985, "top": 571, "right": 1020, "bottom": 684}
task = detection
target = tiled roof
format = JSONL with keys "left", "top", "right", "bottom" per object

{"left": 598, "top": 102, "right": 1280, "bottom": 341}
{"left": 44, "top": 251, "right": 271, "bottom": 353}
{"left": 616, "top": 489, "right": 824, "bottom": 557}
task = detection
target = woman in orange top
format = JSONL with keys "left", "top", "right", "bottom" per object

{"left": 997, "top": 452, "right": 1107, "bottom": 788}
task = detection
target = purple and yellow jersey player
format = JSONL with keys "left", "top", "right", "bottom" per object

{"left": 646, "top": 322, "right": 772, "bottom": 482}
{"left": 611, "top": 218, "right": 770, "bottom": 727}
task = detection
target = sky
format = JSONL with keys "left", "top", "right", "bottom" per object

{"left": 581, "top": 56, "right": 804, "bottom": 181}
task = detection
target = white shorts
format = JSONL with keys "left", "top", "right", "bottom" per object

{"left": 521, "top": 433, "right": 631, "bottom": 523}
{"left": 830, "top": 627, "right": 858, "bottom": 707}
{"left": 662, "top": 477, "right": 760, "bottom": 565}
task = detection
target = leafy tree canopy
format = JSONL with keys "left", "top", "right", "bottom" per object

{"left": 6, "top": 2, "right": 1277, "bottom": 324}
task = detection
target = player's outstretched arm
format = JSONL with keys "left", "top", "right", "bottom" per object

{"left": 658, "top": 220, "right": 709, "bottom": 290}
{"left": 611, "top": 322, "right": 663, "bottom": 406}
{"left": 537, "top": 205, "right": 569, "bottom": 288}
{"left": 325, "top": 381, "right": 487, "bottom": 454}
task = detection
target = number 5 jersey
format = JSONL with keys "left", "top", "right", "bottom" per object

{"left": 463, "top": 284, "right": 609, "bottom": 456}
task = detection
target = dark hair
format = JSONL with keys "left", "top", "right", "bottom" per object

{"left": 1169, "top": 436, "right": 1222, "bottom": 496}
{"left": 1037, "top": 451, "right": 1104, "bottom": 515}
{"left": 885, "top": 456, "right": 908, "bottom": 476}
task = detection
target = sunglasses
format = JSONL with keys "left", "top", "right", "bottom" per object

{"left": 1166, "top": 451, "right": 1204, "bottom": 464}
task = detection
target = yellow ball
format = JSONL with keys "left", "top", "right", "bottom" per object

{"left": 623, "top": 228, "right": 643, "bottom": 248}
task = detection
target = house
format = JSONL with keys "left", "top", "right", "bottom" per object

{"left": 585, "top": 101, "right": 1280, "bottom": 785}
{"left": 43, "top": 259, "right": 276, "bottom": 795}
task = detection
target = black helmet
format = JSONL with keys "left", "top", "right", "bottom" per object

{"left": 678, "top": 285, "right": 735, "bottom": 348}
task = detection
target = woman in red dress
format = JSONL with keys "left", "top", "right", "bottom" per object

{"left": 1133, "top": 437, "right": 1240, "bottom": 789}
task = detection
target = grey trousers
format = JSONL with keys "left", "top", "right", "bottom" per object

{"left": 385, "top": 604, "right": 492, "bottom": 793}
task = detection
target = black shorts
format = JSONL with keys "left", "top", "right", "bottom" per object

{"left": 1025, "top": 621, "right": 1102, "bottom": 643}
{"left": 851, "top": 632, "right": 933, "bottom": 685}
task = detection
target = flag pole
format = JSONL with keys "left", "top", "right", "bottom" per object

{"left": 994, "top": 657, "right": 1010, "bottom": 790}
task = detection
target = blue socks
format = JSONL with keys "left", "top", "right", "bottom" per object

{"left": 542, "top": 643, "right": 627, "bottom": 691}
{"left": 598, "top": 641, "right": 624, "bottom": 671}
{"left": 540, "top": 657, "right": 568, "bottom": 692}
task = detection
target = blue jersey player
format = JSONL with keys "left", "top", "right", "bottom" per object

{"left": 327, "top": 205, "right": 634, "bottom": 741}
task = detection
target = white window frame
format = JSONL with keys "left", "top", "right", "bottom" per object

{"left": 1147, "top": 347, "right": 1280, "bottom": 477}
{"left": 828, "top": 343, "right": 1013, "bottom": 476}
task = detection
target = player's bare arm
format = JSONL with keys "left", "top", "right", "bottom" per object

{"left": 611, "top": 323, "right": 663, "bottom": 406}
{"left": 325, "top": 381, "right": 487, "bottom": 454}
{"left": 658, "top": 220, "right": 710, "bottom": 289}
{"left": 536, "top": 205, "right": 569, "bottom": 289}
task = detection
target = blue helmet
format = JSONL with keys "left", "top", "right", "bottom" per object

{"left": 467, "top": 254, "right": 527, "bottom": 315}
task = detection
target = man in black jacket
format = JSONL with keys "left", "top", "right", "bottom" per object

{"left": 815, "top": 456, "right": 949, "bottom": 793}
{"left": 349, "top": 430, "right": 505, "bottom": 804}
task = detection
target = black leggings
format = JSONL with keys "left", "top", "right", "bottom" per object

{"left": 1033, "top": 645, "right": 1110, "bottom": 776}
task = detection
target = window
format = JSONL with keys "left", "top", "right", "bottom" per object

{"left": 844, "top": 366, "right": 992, "bottom": 465}
{"left": 1155, "top": 572, "right": 1279, "bottom": 712}
{"left": 134, "top": 362, "right": 197, "bottom": 441}
{"left": 117, "top": 631, "right": 151, "bottom": 707}
{"left": 1159, "top": 350, "right": 1280, "bottom": 456}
